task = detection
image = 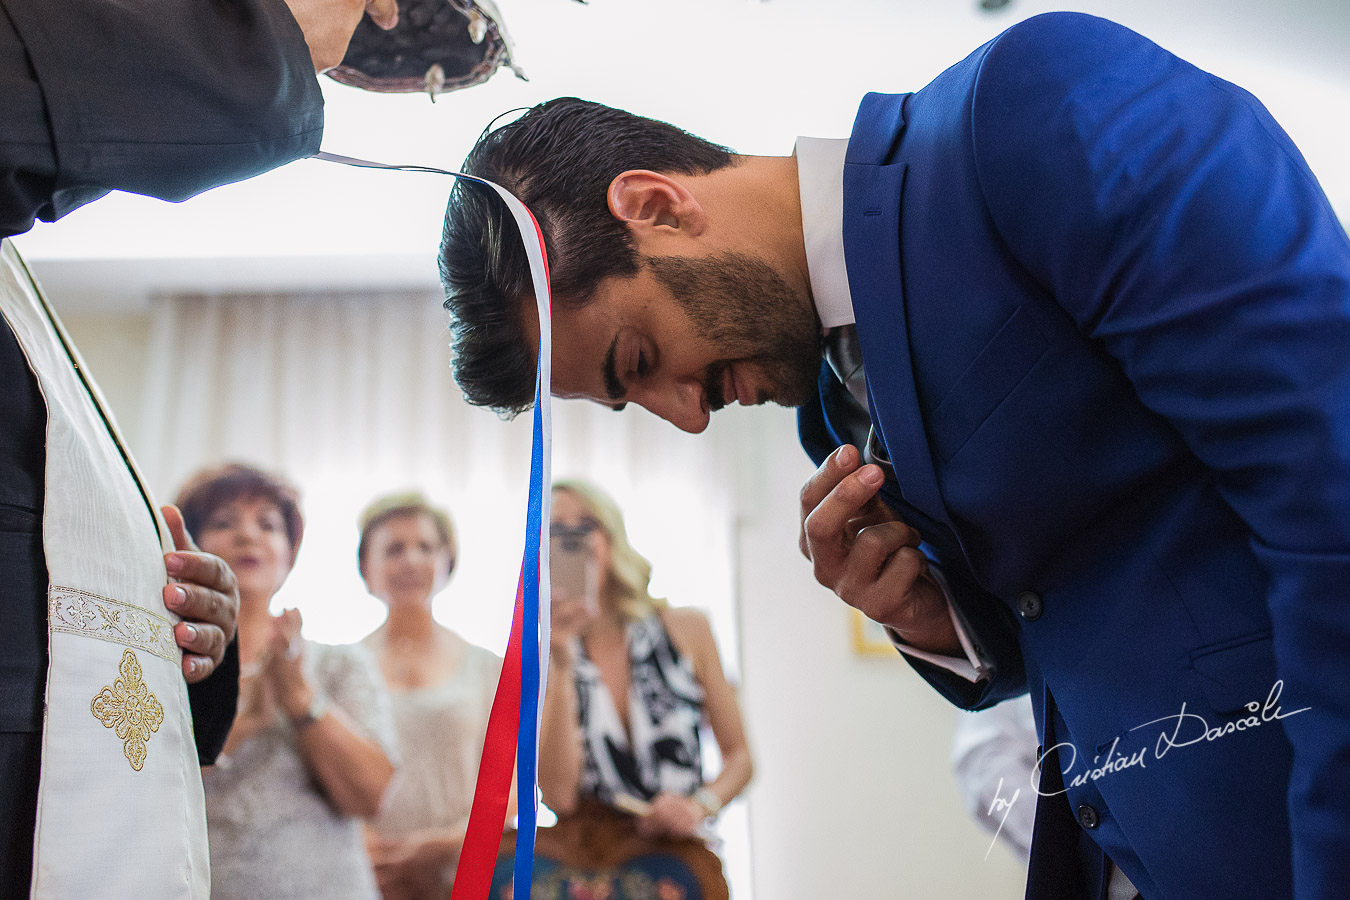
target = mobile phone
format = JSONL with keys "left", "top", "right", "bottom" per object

{"left": 550, "top": 536, "right": 596, "bottom": 610}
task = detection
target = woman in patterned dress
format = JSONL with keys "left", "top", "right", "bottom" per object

{"left": 528, "top": 479, "right": 754, "bottom": 900}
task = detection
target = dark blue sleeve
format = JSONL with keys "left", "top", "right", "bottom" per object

{"left": 971, "top": 12, "right": 1350, "bottom": 895}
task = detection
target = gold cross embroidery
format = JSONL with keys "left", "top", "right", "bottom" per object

{"left": 91, "top": 649, "right": 165, "bottom": 771}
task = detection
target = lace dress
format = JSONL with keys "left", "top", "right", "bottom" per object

{"left": 202, "top": 641, "right": 398, "bottom": 900}
{"left": 366, "top": 635, "right": 502, "bottom": 891}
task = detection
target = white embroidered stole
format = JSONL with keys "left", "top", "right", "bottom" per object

{"left": 0, "top": 240, "right": 209, "bottom": 899}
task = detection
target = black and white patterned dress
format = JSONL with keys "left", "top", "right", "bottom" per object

{"left": 574, "top": 612, "right": 706, "bottom": 805}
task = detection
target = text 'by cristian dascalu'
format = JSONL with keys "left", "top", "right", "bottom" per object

{"left": 980, "top": 679, "right": 1307, "bottom": 858}
{"left": 1038, "top": 679, "right": 1309, "bottom": 794}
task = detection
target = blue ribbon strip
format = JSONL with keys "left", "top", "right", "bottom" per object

{"left": 311, "top": 151, "right": 554, "bottom": 900}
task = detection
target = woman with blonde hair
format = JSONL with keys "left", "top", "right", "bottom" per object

{"left": 517, "top": 479, "right": 753, "bottom": 900}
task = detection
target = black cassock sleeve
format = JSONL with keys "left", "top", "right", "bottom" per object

{"left": 0, "top": 0, "right": 324, "bottom": 237}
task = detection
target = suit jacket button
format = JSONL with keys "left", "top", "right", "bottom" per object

{"left": 1017, "top": 591, "right": 1044, "bottom": 621}
{"left": 1076, "top": 804, "right": 1100, "bottom": 830}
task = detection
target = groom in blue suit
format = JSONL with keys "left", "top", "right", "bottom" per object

{"left": 440, "top": 12, "right": 1350, "bottom": 898}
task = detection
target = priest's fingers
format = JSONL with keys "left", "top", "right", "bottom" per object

{"left": 163, "top": 505, "right": 239, "bottom": 682}
{"left": 162, "top": 516, "right": 240, "bottom": 645}
{"left": 172, "top": 615, "right": 229, "bottom": 683}
{"left": 165, "top": 563, "right": 233, "bottom": 682}
{"left": 365, "top": 0, "right": 399, "bottom": 30}
{"left": 161, "top": 503, "right": 199, "bottom": 553}
{"left": 163, "top": 505, "right": 238, "bottom": 629}
{"left": 283, "top": 0, "right": 397, "bottom": 72}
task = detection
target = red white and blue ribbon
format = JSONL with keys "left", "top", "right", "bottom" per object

{"left": 313, "top": 151, "right": 553, "bottom": 900}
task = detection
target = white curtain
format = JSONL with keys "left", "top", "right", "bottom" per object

{"left": 135, "top": 289, "right": 742, "bottom": 660}
{"left": 134, "top": 288, "right": 760, "bottom": 896}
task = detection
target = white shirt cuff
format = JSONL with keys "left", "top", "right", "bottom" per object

{"left": 885, "top": 566, "right": 989, "bottom": 682}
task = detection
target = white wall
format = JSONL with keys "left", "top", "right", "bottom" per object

{"left": 728, "top": 406, "right": 1026, "bottom": 899}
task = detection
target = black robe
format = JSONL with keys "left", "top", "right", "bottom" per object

{"left": 0, "top": 1, "right": 322, "bottom": 892}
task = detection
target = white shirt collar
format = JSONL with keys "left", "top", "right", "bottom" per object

{"left": 794, "top": 136, "right": 855, "bottom": 331}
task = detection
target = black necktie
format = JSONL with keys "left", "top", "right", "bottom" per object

{"left": 824, "top": 324, "right": 869, "bottom": 408}
{"left": 823, "top": 324, "right": 893, "bottom": 473}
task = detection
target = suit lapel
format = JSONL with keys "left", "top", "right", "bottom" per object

{"left": 842, "top": 93, "right": 951, "bottom": 530}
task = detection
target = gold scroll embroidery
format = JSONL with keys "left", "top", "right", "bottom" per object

{"left": 91, "top": 649, "right": 165, "bottom": 771}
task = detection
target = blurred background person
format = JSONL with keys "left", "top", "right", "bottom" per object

{"left": 950, "top": 694, "right": 1038, "bottom": 865}
{"left": 358, "top": 492, "right": 509, "bottom": 899}
{"left": 176, "top": 463, "right": 397, "bottom": 900}
{"left": 506, "top": 479, "right": 753, "bottom": 900}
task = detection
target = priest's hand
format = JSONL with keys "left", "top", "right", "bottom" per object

{"left": 283, "top": 0, "right": 400, "bottom": 72}
{"left": 162, "top": 504, "right": 240, "bottom": 684}
{"left": 798, "top": 445, "right": 959, "bottom": 656}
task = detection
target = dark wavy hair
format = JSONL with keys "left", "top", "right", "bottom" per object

{"left": 174, "top": 462, "right": 304, "bottom": 555}
{"left": 439, "top": 98, "right": 735, "bottom": 416}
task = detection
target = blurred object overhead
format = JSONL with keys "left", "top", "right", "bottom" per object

{"left": 326, "top": 0, "right": 528, "bottom": 100}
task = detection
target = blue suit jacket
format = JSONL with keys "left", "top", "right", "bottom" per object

{"left": 799, "top": 13, "right": 1350, "bottom": 898}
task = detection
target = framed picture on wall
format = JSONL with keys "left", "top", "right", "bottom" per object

{"left": 850, "top": 608, "right": 898, "bottom": 657}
